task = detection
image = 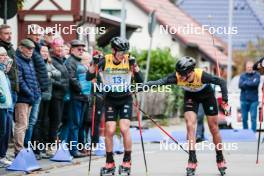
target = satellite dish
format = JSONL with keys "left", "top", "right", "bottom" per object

{"left": 0, "top": 0, "right": 17, "bottom": 20}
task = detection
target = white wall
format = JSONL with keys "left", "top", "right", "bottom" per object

{"left": 101, "top": 0, "right": 122, "bottom": 9}
{"left": 81, "top": 0, "right": 101, "bottom": 13}
{"left": 0, "top": 16, "right": 18, "bottom": 48}
{"left": 100, "top": 0, "right": 181, "bottom": 56}
{"left": 126, "top": 0, "right": 180, "bottom": 56}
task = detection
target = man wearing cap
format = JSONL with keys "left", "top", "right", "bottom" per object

{"left": 0, "top": 47, "right": 13, "bottom": 167}
{"left": 64, "top": 39, "right": 88, "bottom": 157}
{"left": 24, "top": 24, "right": 49, "bottom": 147}
{"left": 14, "top": 39, "right": 41, "bottom": 155}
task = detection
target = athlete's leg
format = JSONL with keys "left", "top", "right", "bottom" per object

{"left": 119, "top": 101, "right": 133, "bottom": 164}
{"left": 119, "top": 119, "right": 132, "bottom": 162}
{"left": 105, "top": 121, "right": 117, "bottom": 153}
{"left": 207, "top": 115, "right": 222, "bottom": 151}
{"left": 202, "top": 92, "right": 224, "bottom": 161}
{"left": 119, "top": 119, "right": 132, "bottom": 151}
{"left": 184, "top": 93, "right": 199, "bottom": 166}
{"left": 185, "top": 111, "right": 198, "bottom": 175}
{"left": 104, "top": 103, "right": 118, "bottom": 164}
{"left": 185, "top": 111, "right": 197, "bottom": 151}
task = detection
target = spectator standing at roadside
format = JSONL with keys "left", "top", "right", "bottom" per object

{"left": 239, "top": 60, "right": 260, "bottom": 132}
{"left": 49, "top": 38, "right": 69, "bottom": 145}
{"left": 0, "top": 47, "right": 13, "bottom": 167}
{"left": 14, "top": 39, "right": 40, "bottom": 156}
{"left": 24, "top": 24, "right": 49, "bottom": 147}
{"left": 0, "top": 25, "right": 19, "bottom": 144}
{"left": 65, "top": 40, "right": 89, "bottom": 158}
{"left": 32, "top": 45, "right": 61, "bottom": 159}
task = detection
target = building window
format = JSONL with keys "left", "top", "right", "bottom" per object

{"left": 101, "top": 9, "right": 121, "bottom": 17}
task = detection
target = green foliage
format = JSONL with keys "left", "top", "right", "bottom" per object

{"left": 17, "top": 0, "right": 25, "bottom": 10}
{"left": 131, "top": 48, "right": 184, "bottom": 118}
{"left": 96, "top": 45, "right": 112, "bottom": 55}
{"left": 131, "top": 48, "right": 176, "bottom": 81}
{"left": 164, "top": 86, "right": 184, "bottom": 118}
{"left": 233, "top": 38, "right": 264, "bottom": 75}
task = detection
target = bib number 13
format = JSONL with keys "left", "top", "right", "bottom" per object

{"left": 113, "top": 76, "right": 122, "bottom": 84}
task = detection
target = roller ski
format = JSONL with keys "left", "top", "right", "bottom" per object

{"left": 100, "top": 162, "right": 116, "bottom": 176}
{"left": 217, "top": 161, "right": 227, "bottom": 176}
{"left": 118, "top": 161, "right": 131, "bottom": 175}
{"left": 186, "top": 162, "right": 197, "bottom": 176}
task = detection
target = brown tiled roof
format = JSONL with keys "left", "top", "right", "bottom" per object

{"left": 132, "top": 0, "right": 228, "bottom": 65}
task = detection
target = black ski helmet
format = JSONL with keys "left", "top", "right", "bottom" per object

{"left": 175, "top": 56, "right": 196, "bottom": 75}
{"left": 110, "top": 37, "right": 130, "bottom": 52}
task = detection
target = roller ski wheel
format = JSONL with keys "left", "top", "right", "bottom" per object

{"left": 186, "top": 162, "right": 197, "bottom": 176}
{"left": 100, "top": 162, "right": 116, "bottom": 176}
{"left": 118, "top": 161, "right": 131, "bottom": 175}
{"left": 217, "top": 161, "right": 227, "bottom": 176}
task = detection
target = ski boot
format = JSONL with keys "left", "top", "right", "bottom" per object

{"left": 118, "top": 161, "right": 131, "bottom": 175}
{"left": 186, "top": 162, "right": 197, "bottom": 176}
{"left": 217, "top": 160, "right": 227, "bottom": 176}
{"left": 100, "top": 162, "right": 116, "bottom": 176}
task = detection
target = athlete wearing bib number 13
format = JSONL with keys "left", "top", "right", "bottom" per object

{"left": 86, "top": 37, "right": 143, "bottom": 176}
{"left": 142, "top": 56, "right": 230, "bottom": 176}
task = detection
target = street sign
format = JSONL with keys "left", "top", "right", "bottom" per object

{"left": 148, "top": 10, "right": 156, "bottom": 37}
{"left": 0, "top": 0, "right": 17, "bottom": 20}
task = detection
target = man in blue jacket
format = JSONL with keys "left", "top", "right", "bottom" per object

{"left": 24, "top": 24, "right": 49, "bottom": 147}
{"left": 239, "top": 60, "right": 260, "bottom": 132}
{"left": 14, "top": 39, "right": 41, "bottom": 155}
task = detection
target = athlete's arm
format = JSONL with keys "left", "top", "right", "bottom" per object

{"left": 144, "top": 72, "right": 177, "bottom": 86}
{"left": 86, "top": 59, "right": 105, "bottom": 81}
{"left": 201, "top": 71, "right": 228, "bottom": 102}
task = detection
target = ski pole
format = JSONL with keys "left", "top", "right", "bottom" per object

{"left": 132, "top": 59, "right": 148, "bottom": 175}
{"left": 130, "top": 56, "right": 148, "bottom": 175}
{"left": 134, "top": 92, "right": 148, "bottom": 175}
{"left": 256, "top": 83, "right": 264, "bottom": 164}
{"left": 208, "top": 15, "right": 221, "bottom": 77}
{"left": 132, "top": 100, "right": 188, "bottom": 154}
{"left": 88, "top": 64, "right": 98, "bottom": 176}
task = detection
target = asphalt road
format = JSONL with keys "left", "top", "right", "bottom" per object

{"left": 36, "top": 141, "right": 264, "bottom": 176}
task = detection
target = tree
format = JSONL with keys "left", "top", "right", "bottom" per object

{"left": 233, "top": 39, "right": 264, "bottom": 75}
{"left": 17, "top": 0, "right": 25, "bottom": 10}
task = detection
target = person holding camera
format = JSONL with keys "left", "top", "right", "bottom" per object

{"left": 87, "top": 37, "right": 143, "bottom": 175}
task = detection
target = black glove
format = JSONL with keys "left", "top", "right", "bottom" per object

{"left": 93, "top": 54, "right": 104, "bottom": 64}
{"left": 129, "top": 56, "right": 136, "bottom": 66}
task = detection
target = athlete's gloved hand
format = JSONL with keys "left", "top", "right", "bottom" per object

{"left": 221, "top": 101, "right": 231, "bottom": 116}
{"left": 93, "top": 54, "right": 103, "bottom": 64}
{"left": 129, "top": 56, "right": 136, "bottom": 65}
{"left": 129, "top": 56, "right": 140, "bottom": 72}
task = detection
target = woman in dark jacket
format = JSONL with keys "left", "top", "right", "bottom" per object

{"left": 32, "top": 45, "right": 61, "bottom": 159}
{"left": 49, "top": 38, "right": 69, "bottom": 145}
